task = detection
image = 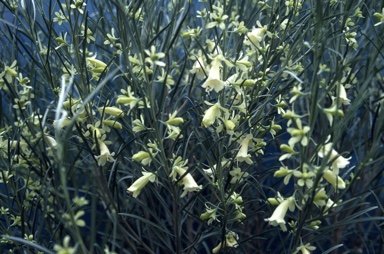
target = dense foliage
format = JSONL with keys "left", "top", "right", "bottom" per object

{"left": 1, "top": 0, "right": 384, "bottom": 253}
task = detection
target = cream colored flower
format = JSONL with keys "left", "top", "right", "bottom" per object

{"left": 212, "top": 231, "right": 239, "bottom": 253}
{"left": 323, "top": 169, "right": 346, "bottom": 189}
{"left": 190, "top": 56, "right": 207, "bottom": 80}
{"left": 94, "top": 140, "right": 115, "bottom": 166}
{"left": 274, "top": 166, "right": 293, "bottom": 185}
{"left": 127, "top": 172, "right": 156, "bottom": 198}
{"left": 265, "top": 196, "right": 295, "bottom": 232}
{"left": 200, "top": 205, "right": 219, "bottom": 225}
{"left": 229, "top": 167, "right": 249, "bottom": 184}
{"left": 53, "top": 235, "right": 77, "bottom": 254}
{"left": 202, "top": 58, "right": 225, "bottom": 93}
{"left": 86, "top": 57, "right": 107, "bottom": 69}
{"left": 236, "top": 134, "right": 253, "bottom": 164}
{"left": 174, "top": 167, "right": 202, "bottom": 198}
{"left": 318, "top": 143, "right": 350, "bottom": 174}
{"left": 313, "top": 188, "right": 328, "bottom": 207}
{"left": 132, "top": 151, "right": 152, "bottom": 166}
{"left": 293, "top": 243, "right": 316, "bottom": 254}
{"left": 202, "top": 103, "right": 221, "bottom": 128}
{"left": 337, "top": 84, "right": 350, "bottom": 105}
{"left": 287, "top": 118, "right": 310, "bottom": 147}
{"left": 244, "top": 24, "right": 267, "bottom": 47}
{"left": 323, "top": 103, "right": 344, "bottom": 126}
{"left": 102, "top": 119, "right": 123, "bottom": 130}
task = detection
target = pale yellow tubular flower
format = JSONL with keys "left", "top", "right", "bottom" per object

{"left": 274, "top": 166, "right": 293, "bottom": 185}
{"left": 318, "top": 143, "right": 350, "bottom": 174}
{"left": 132, "top": 151, "right": 152, "bottom": 166}
{"left": 323, "top": 169, "right": 346, "bottom": 189}
{"left": 190, "top": 56, "right": 207, "bottom": 80}
{"left": 202, "top": 57, "right": 226, "bottom": 93}
{"left": 236, "top": 134, "right": 253, "bottom": 164}
{"left": 264, "top": 196, "right": 295, "bottom": 232}
{"left": 44, "top": 135, "right": 57, "bottom": 149}
{"left": 127, "top": 172, "right": 156, "bottom": 198}
{"left": 313, "top": 188, "right": 328, "bottom": 207}
{"left": 323, "top": 103, "right": 344, "bottom": 126}
{"left": 174, "top": 167, "right": 202, "bottom": 198}
{"left": 244, "top": 23, "right": 267, "bottom": 48}
{"left": 200, "top": 203, "right": 220, "bottom": 225}
{"left": 94, "top": 140, "right": 115, "bottom": 166}
{"left": 337, "top": 84, "right": 350, "bottom": 105}
{"left": 202, "top": 103, "right": 221, "bottom": 128}
{"left": 212, "top": 231, "right": 239, "bottom": 253}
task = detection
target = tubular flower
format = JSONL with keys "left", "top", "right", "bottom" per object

{"left": 94, "top": 140, "right": 115, "bottom": 166}
{"left": 53, "top": 235, "right": 77, "bottom": 254}
{"left": 212, "top": 231, "right": 239, "bottom": 254}
{"left": 244, "top": 25, "right": 267, "bottom": 47}
{"left": 323, "top": 169, "right": 346, "bottom": 189}
{"left": 174, "top": 167, "right": 202, "bottom": 198}
{"left": 318, "top": 143, "right": 350, "bottom": 174}
{"left": 265, "top": 196, "right": 295, "bottom": 232}
{"left": 337, "top": 84, "right": 350, "bottom": 105}
{"left": 116, "top": 95, "right": 140, "bottom": 108}
{"left": 190, "top": 56, "right": 207, "bottom": 80}
{"left": 293, "top": 243, "right": 316, "bottom": 254}
{"left": 313, "top": 188, "right": 328, "bottom": 207}
{"left": 200, "top": 205, "right": 219, "bottom": 225}
{"left": 127, "top": 172, "right": 156, "bottom": 198}
{"left": 44, "top": 135, "right": 57, "bottom": 149}
{"left": 323, "top": 103, "right": 344, "bottom": 126}
{"left": 202, "top": 58, "right": 225, "bottom": 93}
{"left": 132, "top": 151, "right": 152, "bottom": 166}
{"left": 236, "top": 134, "right": 253, "bottom": 164}
{"left": 202, "top": 103, "right": 222, "bottom": 128}
{"left": 102, "top": 119, "right": 122, "bottom": 130}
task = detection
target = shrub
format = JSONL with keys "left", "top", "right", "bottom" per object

{"left": 0, "top": 0, "right": 384, "bottom": 253}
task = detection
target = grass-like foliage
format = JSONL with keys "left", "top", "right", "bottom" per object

{"left": 1, "top": 0, "right": 384, "bottom": 253}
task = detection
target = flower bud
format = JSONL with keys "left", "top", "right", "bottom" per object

{"left": 267, "top": 198, "right": 279, "bottom": 206}
{"left": 224, "top": 119, "right": 235, "bottom": 130}
{"left": 86, "top": 57, "right": 107, "bottom": 69}
{"left": 166, "top": 117, "right": 184, "bottom": 125}
{"left": 99, "top": 106, "right": 124, "bottom": 117}
{"left": 102, "top": 120, "right": 122, "bottom": 129}
{"left": 274, "top": 167, "right": 292, "bottom": 178}
{"left": 132, "top": 151, "right": 150, "bottom": 162}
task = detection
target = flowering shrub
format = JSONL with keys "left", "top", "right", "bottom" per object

{"left": 1, "top": 0, "right": 384, "bottom": 253}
